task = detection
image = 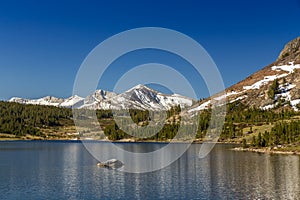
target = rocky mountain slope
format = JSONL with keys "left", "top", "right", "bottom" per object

{"left": 191, "top": 36, "right": 300, "bottom": 112}
{"left": 9, "top": 85, "right": 194, "bottom": 110}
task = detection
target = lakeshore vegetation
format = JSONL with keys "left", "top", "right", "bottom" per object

{"left": 1, "top": 101, "right": 300, "bottom": 149}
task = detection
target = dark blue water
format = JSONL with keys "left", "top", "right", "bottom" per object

{"left": 0, "top": 141, "right": 300, "bottom": 199}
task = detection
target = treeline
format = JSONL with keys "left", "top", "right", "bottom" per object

{"left": 103, "top": 101, "right": 297, "bottom": 141}
{"left": 195, "top": 101, "right": 298, "bottom": 141}
{"left": 103, "top": 121, "right": 182, "bottom": 141}
{"left": 219, "top": 102, "right": 297, "bottom": 140}
{"left": 250, "top": 121, "right": 300, "bottom": 147}
{"left": 225, "top": 102, "right": 295, "bottom": 124}
{"left": 103, "top": 102, "right": 297, "bottom": 142}
{"left": 0, "top": 101, "right": 73, "bottom": 136}
{"left": 103, "top": 106, "right": 182, "bottom": 140}
{"left": 0, "top": 101, "right": 184, "bottom": 140}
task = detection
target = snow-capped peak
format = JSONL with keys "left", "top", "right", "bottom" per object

{"left": 125, "top": 84, "right": 155, "bottom": 93}
{"left": 9, "top": 85, "right": 194, "bottom": 111}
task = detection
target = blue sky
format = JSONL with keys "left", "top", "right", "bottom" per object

{"left": 0, "top": 0, "right": 300, "bottom": 100}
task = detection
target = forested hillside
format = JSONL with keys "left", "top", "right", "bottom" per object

{"left": 0, "top": 101, "right": 73, "bottom": 138}
{"left": 1, "top": 100, "right": 300, "bottom": 149}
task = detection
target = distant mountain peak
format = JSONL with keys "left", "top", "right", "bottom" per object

{"left": 126, "top": 84, "right": 155, "bottom": 92}
{"left": 134, "top": 84, "right": 145, "bottom": 88}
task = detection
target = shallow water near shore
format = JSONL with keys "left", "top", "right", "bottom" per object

{"left": 0, "top": 141, "right": 299, "bottom": 199}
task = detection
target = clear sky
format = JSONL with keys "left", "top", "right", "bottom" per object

{"left": 0, "top": 0, "right": 300, "bottom": 100}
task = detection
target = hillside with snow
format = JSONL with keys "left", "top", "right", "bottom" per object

{"left": 190, "top": 36, "right": 300, "bottom": 112}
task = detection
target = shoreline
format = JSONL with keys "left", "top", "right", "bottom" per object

{"left": 2, "top": 137, "right": 300, "bottom": 155}
{"left": 0, "top": 137, "right": 223, "bottom": 144}
{"left": 0, "top": 138, "right": 200, "bottom": 143}
{"left": 0, "top": 137, "right": 234, "bottom": 144}
{"left": 233, "top": 146, "right": 300, "bottom": 155}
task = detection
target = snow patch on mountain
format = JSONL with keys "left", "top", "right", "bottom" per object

{"left": 271, "top": 62, "right": 300, "bottom": 73}
{"left": 291, "top": 99, "right": 300, "bottom": 111}
{"left": 157, "top": 94, "right": 193, "bottom": 109}
{"left": 243, "top": 74, "right": 288, "bottom": 90}
{"left": 188, "top": 100, "right": 211, "bottom": 112}
{"left": 260, "top": 104, "right": 276, "bottom": 110}
{"left": 274, "top": 83, "right": 296, "bottom": 103}
{"left": 260, "top": 83, "right": 297, "bottom": 110}
{"left": 230, "top": 95, "right": 248, "bottom": 103}
{"left": 242, "top": 63, "right": 300, "bottom": 91}
{"left": 213, "top": 91, "right": 241, "bottom": 101}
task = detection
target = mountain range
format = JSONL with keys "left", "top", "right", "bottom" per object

{"left": 9, "top": 36, "right": 300, "bottom": 112}
{"left": 9, "top": 84, "right": 194, "bottom": 110}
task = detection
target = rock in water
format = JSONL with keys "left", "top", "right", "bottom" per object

{"left": 97, "top": 159, "right": 124, "bottom": 169}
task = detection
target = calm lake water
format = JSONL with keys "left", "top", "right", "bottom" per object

{"left": 0, "top": 141, "right": 300, "bottom": 199}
